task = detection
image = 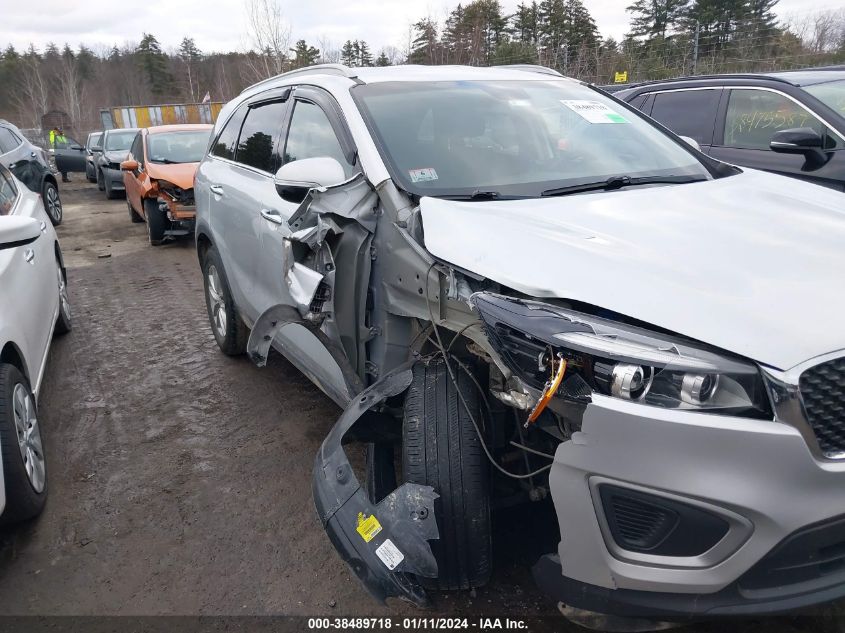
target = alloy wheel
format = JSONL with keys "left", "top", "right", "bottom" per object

{"left": 57, "top": 266, "right": 72, "bottom": 325}
{"left": 12, "top": 384, "right": 45, "bottom": 493}
{"left": 207, "top": 265, "right": 228, "bottom": 338}
{"left": 45, "top": 186, "right": 62, "bottom": 223}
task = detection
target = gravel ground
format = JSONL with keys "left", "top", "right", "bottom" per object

{"left": 0, "top": 181, "right": 840, "bottom": 633}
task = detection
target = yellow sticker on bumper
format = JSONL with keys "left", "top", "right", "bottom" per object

{"left": 356, "top": 512, "right": 383, "bottom": 543}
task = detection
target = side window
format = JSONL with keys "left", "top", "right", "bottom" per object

{"left": 629, "top": 94, "right": 649, "bottom": 111}
{"left": 236, "top": 100, "right": 287, "bottom": 173}
{"left": 0, "top": 166, "right": 18, "bottom": 216}
{"left": 650, "top": 89, "right": 721, "bottom": 145}
{"left": 0, "top": 128, "right": 21, "bottom": 154}
{"left": 722, "top": 89, "right": 833, "bottom": 150}
{"left": 284, "top": 100, "right": 354, "bottom": 177}
{"left": 212, "top": 105, "right": 248, "bottom": 160}
{"left": 130, "top": 133, "right": 144, "bottom": 167}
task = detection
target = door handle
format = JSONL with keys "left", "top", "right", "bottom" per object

{"left": 39, "top": 221, "right": 47, "bottom": 233}
{"left": 260, "top": 208, "right": 284, "bottom": 225}
{"left": 24, "top": 249, "right": 35, "bottom": 264}
{"left": 210, "top": 185, "right": 224, "bottom": 196}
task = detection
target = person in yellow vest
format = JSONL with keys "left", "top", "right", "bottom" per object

{"left": 50, "top": 128, "right": 71, "bottom": 182}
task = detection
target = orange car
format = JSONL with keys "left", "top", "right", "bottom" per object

{"left": 121, "top": 124, "right": 212, "bottom": 245}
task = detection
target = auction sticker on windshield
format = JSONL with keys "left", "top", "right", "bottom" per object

{"left": 561, "top": 100, "right": 627, "bottom": 124}
{"left": 409, "top": 167, "right": 438, "bottom": 182}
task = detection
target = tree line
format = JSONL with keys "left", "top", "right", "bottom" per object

{"left": 0, "top": 0, "right": 842, "bottom": 141}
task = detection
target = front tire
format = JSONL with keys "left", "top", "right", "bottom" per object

{"left": 104, "top": 175, "right": 118, "bottom": 200}
{"left": 0, "top": 364, "right": 47, "bottom": 525}
{"left": 201, "top": 245, "right": 248, "bottom": 356}
{"left": 402, "top": 358, "right": 492, "bottom": 591}
{"left": 54, "top": 261, "right": 72, "bottom": 335}
{"left": 42, "top": 181, "right": 62, "bottom": 226}
{"left": 96, "top": 169, "right": 105, "bottom": 191}
{"left": 144, "top": 198, "right": 168, "bottom": 245}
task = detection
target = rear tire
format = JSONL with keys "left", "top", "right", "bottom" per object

{"left": 128, "top": 198, "right": 143, "bottom": 223}
{"left": 201, "top": 245, "right": 248, "bottom": 356}
{"left": 0, "top": 364, "right": 47, "bottom": 525}
{"left": 402, "top": 357, "right": 492, "bottom": 590}
{"left": 144, "top": 199, "right": 168, "bottom": 245}
{"left": 42, "top": 181, "right": 62, "bottom": 226}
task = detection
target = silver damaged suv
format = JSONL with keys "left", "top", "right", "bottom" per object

{"left": 195, "top": 64, "right": 845, "bottom": 620}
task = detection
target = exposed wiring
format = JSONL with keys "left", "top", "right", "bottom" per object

{"left": 424, "top": 263, "right": 553, "bottom": 481}
{"left": 509, "top": 441, "right": 556, "bottom": 461}
{"left": 526, "top": 353, "right": 567, "bottom": 427}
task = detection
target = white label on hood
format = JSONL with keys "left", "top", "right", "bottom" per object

{"left": 561, "top": 100, "right": 627, "bottom": 124}
{"left": 375, "top": 539, "right": 404, "bottom": 570}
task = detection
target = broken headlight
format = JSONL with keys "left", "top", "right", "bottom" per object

{"left": 472, "top": 293, "right": 772, "bottom": 419}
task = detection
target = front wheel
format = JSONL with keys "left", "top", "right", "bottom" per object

{"left": 0, "top": 364, "right": 47, "bottom": 525}
{"left": 127, "top": 198, "right": 143, "bottom": 223}
{"left": 104, "top": 176, "right": 118, "bottom": 200}
{"left": 402, "top": 357, "right": 492, "bottom": 591}
{"left": 54, "top": 260, "right": 72, "bottom": 335}
{"left": 42, "top": 181, "right": 62, "bottom": 226}
{"left": 144, "top": 198, "right": 168, "bottom": 245}
{"left": 201, "top": 246, "right": 248, "bottom": 356}
{"left": 96, "top": 169, "right": 105, "bottom": 191}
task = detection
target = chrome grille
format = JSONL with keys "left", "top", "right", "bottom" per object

{"left": 800, "top": 357, "right": 845, "bottom": 457}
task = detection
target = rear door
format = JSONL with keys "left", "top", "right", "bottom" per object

{"left": 710, "top": 87, "right": 845, "bottom": 189}
{"left": 648, "top": 88, "right": 723, "bottom": 152}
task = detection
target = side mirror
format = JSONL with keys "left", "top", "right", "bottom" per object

{"left": 274, "top": 157, "right": 346, "bottom": 202}
{"left": 679, "top": 135, "right": 701, "bottom": 152}
{"left": 120, "top": 159, "right": 139, "bottom": 172}
{"left": 0, "top": 216, "right": 41, "bottom": 250}
{"left": 71, "top": 144, "right": 84, "bottom": 151}
{"left": 770, "top": 127, "right": 828, "bottom": 167}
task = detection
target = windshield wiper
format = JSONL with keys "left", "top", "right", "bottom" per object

{"left": 154, "top": 158, "right": 181, "bottom": 164}
{"left": 541, "top": 174, "right": 707, "bottom": 198}
{"left": 439, "top": 190, "right": 526, "bottom": 201}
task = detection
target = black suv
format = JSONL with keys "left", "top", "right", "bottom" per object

{"left": 613, "top": 68, "right": 845, "bottom": 190}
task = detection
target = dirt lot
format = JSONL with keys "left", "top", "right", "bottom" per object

{"left": 0, "top": 181, "right": 838, "bottom": 632}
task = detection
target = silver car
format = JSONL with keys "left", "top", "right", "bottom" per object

{"left": 0, "top": 120, "right": 62, "bottom": 225}
{"left": 96, "top": 128, "right": 139, "bottom": 199}
{"left": 195, "top": 64, "right": 845, "bottom": 620}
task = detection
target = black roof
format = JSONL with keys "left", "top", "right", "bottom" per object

{"left": 601, "top": 66, "right": 845, "bottom": 93}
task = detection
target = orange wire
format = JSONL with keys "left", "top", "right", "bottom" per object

{"left": 526, "top": 356, "right": 567, "bottom": 426}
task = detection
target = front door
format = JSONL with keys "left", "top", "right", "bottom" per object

{"left": 710, "top": 88, "right": 845, "bottom": 190}
{"left": 54, "top": 137, "right": 87, "bottom": 173}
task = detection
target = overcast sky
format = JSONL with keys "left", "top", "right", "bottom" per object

{"left": 1, "top": 0, "right": 836, "bottom": 56}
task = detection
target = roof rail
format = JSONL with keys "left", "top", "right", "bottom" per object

{"left": 242, "top": 63, "right": 357, "bottom": 93}
{"left": 496, "top": 64, "right": 563, "bottom": 77}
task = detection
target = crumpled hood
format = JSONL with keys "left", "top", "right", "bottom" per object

{"left": 145, "top": 162, "right": 199, "bottom": 190}
{"left": 420, "top": 169, "right": 845, "bottom": 370}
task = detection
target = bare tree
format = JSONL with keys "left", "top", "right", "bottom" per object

{"left": 786, "top": 9, "right": 845, "bottom": 53}
{"left": 243, "top": 0, "right": 292, "bottom": 80}
{"left": 317, "top": 36, "right": 341, "bottom": 64}
{"left": 14, "top": 48, "right": 50, "bottom": 128}
{"left": 56, "top": 50, "right": 85, "bottom": 133}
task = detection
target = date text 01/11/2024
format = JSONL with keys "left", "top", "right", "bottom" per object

{"left": 306, "top": 618, "right": 529, "bottom": 630}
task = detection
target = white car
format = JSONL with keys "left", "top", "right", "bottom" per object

{"left": 0, "top": 163, "right": 71, "bottom": 524}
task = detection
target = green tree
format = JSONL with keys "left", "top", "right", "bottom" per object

{"left": 290, "top": 39, "right": 320, "bottom": 68}
{"left": 512, "top": 1, "right": 541, "bottom": 45}
{"left": 626, "top": 0, "right": 689, "bottom": 40}
{"left": 358, "top": 40, "right": 374, "bottom": 66}
{"left": 178, "top": 37, "right": 202, "bottom": 101}
{"left": 409, "top": 18, "right": 440, "bottom": 64}
{"left": 137, "top": 33, "right": 172, "bottom": 97}
{"left": 375, "top": 51, "right": 391, "bottom": 66}
{"left": 341, "top": 40, "right": 356, "bottom": 66}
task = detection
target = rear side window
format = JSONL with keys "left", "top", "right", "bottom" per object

{"left": 0, "top": 128, "right": 21, "bottom": 154}
{"left": 722, "top": 89, "right": 835, "bottom": 150}
{"left": 0, "top": 166, "right": 17, "bottom": 215}
{"left": 650, "top": 89, "right": 721, "bottom": 145}
{"left": 236, "top": 101, "right": 287, "bottom": 173}
{"left": 212, "top": 105, "right": 248, "bottom": 161}
{"left": 130, "top": 133, "right": 144, "bottom": 167}
{"left": 284, "top": 100, "right": 353, "bottom": 177}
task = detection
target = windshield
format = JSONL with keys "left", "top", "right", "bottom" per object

{"left": 88, "top": 132, "right": 102, "bottom": 148}
{"left": 354, "top": 80, "right": 710, "bottom": 198}
{"left": 147, "top": 130, "right": 212, "bottom": 164}
{"left": 105, "top": 130, "right": 137, "bottom": 151}
{"left": 804, "top": 80, "right": 845, "bottom": 118}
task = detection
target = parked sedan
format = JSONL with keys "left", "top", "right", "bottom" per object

{"left": 0, "top": 119, "right": 62, "bottom": 225}
{"left": 121, "top": 124, "right": 212, "bottom": 245}
{"left": 0, "top": 163, "right": 71, "bottom": 524}
{"left": 614, "top": 68, "right": 845, "bottom": 190}
{"left": 95, "top": 128, "right": 139, "bottom": 199}
{"left": 196, "top": 63, "right": 845, "bottom": 620}
{"left": 85, "top": 131, "right": 102, "bottom": 183}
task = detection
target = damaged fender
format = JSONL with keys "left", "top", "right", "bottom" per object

{"left": 312, "top": 363, "right": 440, "bottom": 606}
